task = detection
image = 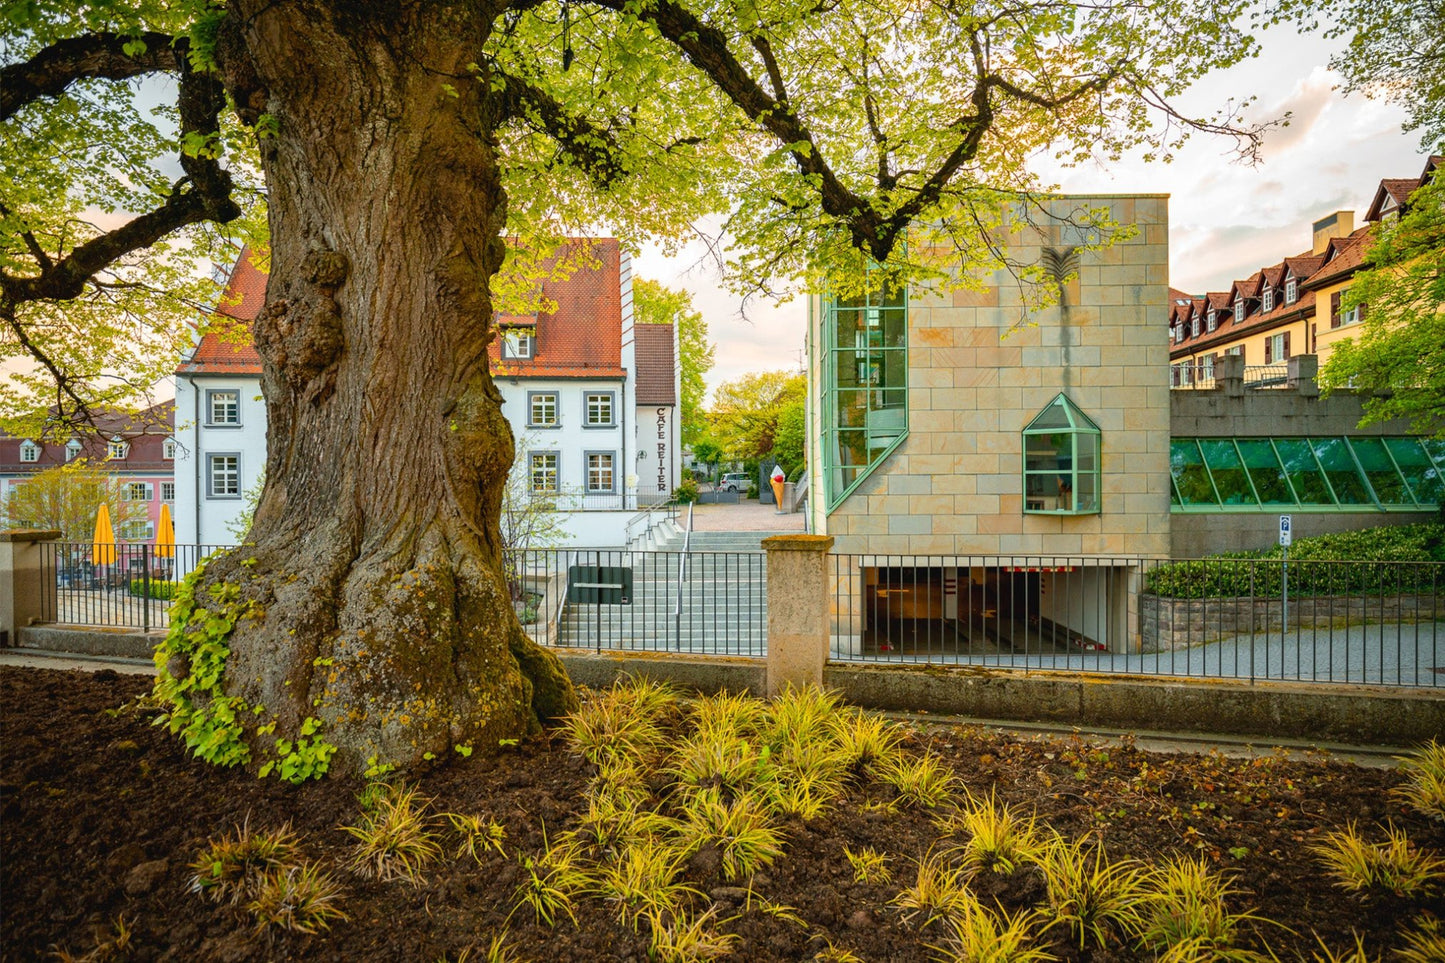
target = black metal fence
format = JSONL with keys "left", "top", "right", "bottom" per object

{"left": 830, "top": 554, "right": 1444, "bottom": 687}
{"left": 38, "top": 541, "right": 232, "bottom": 632}
{"left": 28, "top": 540, "right": 1445, "bottom": 688}
{"left": 505, "top": 548, "right": 767, "bottom": 655}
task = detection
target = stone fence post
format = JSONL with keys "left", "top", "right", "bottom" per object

{"left": 1, "top": 530, "right": 60, "bottom": 647}
{"left": 762, "top": 534, "right": 833, "bottom": 697}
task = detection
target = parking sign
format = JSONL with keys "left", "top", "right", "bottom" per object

{"left": 1279, "top": 515, "right": 1292, "bottom": 547}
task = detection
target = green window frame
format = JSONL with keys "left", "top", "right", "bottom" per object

{"left": 820, "top": 286, "right": 908, "bottom": 509}
{"left": 1022, "top": 394, "right": 1101, "bottom": 515}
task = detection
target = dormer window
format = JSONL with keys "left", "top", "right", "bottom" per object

{"left": 1191, "top": 317, "right": 1200, "bottom": 338}
{"left": 107, "top": 437, "right": 129, "bottom": 460}
{"left": 1261, "top": 288, "right": 1274, "bottom": 313}
{"left": 1232, "top": 299, "right": 1244, "bottom": 322}
{"left": 1206, "top": 310, "right": 1218, "bottom": 332}
{"left": 163, "top": 437, "right": 177, "bottom": 459}
{"left": 1285, "top": 278, "right": 1298, "bottom": 304}
{"left": 19, "top": 439, "right": 40, "bottom": 463}
{"left": 501, "top": 327, "right": 536, "bottom": 360}
{"left": 1174, "top": 324, "right": 1184, "bottom": 344}
{"left": 65, "top": 439, "right": 82, "bottom": 462}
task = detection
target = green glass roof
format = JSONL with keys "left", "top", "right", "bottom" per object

{"left": 1169, "top": 436, "right": 1444, "bottom": 512}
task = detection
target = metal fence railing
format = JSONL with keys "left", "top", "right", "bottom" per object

{"left": 1244, "top": 363, "right": 1290, "bottom": 388}
{"left": 38, "top": 541, "right": 234, "bottom": 632}
{"left": 29, "top": 540, "right": 1445, "bottom": 688}
{"left": 506, "top": 547, "right": 767, "bottom": 655}
{"left": 829, "top": 554, "right": 1444, "bottom": 687}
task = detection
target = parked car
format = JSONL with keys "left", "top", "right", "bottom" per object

{"left": 719, "top": 472, "right": 750, "bottom": 493}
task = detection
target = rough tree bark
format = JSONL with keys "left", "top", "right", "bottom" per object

{"left": 183, "top": 0, "right": 576, "bottom": 773}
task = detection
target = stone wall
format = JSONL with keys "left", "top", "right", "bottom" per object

{"left": 1141, "top": 592, "right": 1445, "bottom": 652}
{"left": 813, "top": 194, "right": 1172, "bottom": 559}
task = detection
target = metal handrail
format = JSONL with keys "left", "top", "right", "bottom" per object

{"left": 672, "top": 502, "right": 694, "bottom": 647}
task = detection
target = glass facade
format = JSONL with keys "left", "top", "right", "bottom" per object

{"left": 1022, "top": 394, "right": 1102, "bottom": 514}
{"left": 821, "top": 288, "right": 908, "bottom": 508}
{"left": 1169, "top": 436, "right": 1445, "bottom": 511}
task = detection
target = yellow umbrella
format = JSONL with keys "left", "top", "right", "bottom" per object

{"left": 155, "top": 502, "right": 175, "bottom": 559}
{"left": 92, "top": 501, "right": 117, "bottom": 568}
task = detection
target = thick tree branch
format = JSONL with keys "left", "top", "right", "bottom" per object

{"left": 2, "top": 58, "right": 239, "bottom": 306}
{"left": 494, "top": 69, "right": 629, "bottom": 186}
{"left": 1, "top": 31, "right": 182, "bottom": 122}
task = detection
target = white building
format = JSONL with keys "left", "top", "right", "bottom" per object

{"left": 174, "top": 240, "right": 679, "bottom": 549}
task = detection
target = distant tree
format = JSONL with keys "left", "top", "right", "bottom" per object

{"left": 709, "top": 371, "right": 807, "bottom": 463}
{"left": 1, "top": 459, "right": 146, "bottom": 541}
{"left": 633, "top": 279, "right": 715, "bottom": 445}
{"left": 223, "top": 470, "right": 266, "bottom": 542}
{"left": 500, "top": 433, "right": 567, "bottom": 555}
{"left": 772, "top": 400, "right": 807, "bottom": 478}
{"left": 1319, "top": 175, "right": 1445, "bottom": 437}
{"left": 691, "top": 437, "right": 723, "bottom": 482}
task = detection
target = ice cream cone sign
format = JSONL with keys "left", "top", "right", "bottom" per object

{"left": 770, "top": 465, "right": 786, "bottom": 509}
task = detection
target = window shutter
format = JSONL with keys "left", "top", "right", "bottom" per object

{"left": 1330, "top": 291, "right": 1341, "bottom": 329}
{"left": 1265, "top": 337, "right": 1272, "bottom": 363}
{"left": 1358, "top": 301, "right": 1367, "bottom": 322}
{"left": 1282, "top": 331, "right": 1291, "bottom": 360}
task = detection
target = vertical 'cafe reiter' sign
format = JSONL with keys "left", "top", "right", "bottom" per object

{"left": 656, "top": 407, "right": 669, "bottom": 492}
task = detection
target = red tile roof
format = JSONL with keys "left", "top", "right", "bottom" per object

{"left": 487, "top": 239, "right": 622, "bottom": 373}
{"left": 0, "top": 402, "right": 175, "bottom": 472}
{"left": 178, "top": 247, "right": 265, "bottom": 374}
{"left": 179, "top": 240, "right": 625, "bottom": 377}
{"left": 634, "top": 324, "right": 677, "bottom": 406}
{"left": 1303, "top": 227, "right": 1373, "bottom": 289}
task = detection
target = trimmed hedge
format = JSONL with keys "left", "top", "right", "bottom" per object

{"left": 128, "top": 578, "right": 180, "bottom": 601}
{"left": 1145, "top": 524, "right": 1445, "bottom": 599}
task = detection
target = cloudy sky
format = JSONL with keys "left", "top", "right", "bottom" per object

{"left": 633, "top": 28, "right": 1431, "bottom": 402}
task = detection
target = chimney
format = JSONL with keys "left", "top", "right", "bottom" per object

{"left": 1311, "top": 211, "right": 1355, "bottom": 254}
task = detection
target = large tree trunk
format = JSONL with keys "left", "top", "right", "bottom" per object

{"left": 176, "top": 0, "right": 575, "bottom": 776}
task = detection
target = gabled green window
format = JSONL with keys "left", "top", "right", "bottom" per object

{"left": 1022, "top": 394, "right": 1101, "bottom": 514}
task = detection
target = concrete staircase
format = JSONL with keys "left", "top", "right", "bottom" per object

{"left": 555, "top": 531, "right": 796, "bottom": 653}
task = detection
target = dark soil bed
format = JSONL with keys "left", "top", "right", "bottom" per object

{"left": 2, "top": 666, "right": 1441, "bottom": 961}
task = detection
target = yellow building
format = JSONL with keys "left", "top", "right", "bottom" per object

{"left": 1168, "top": 157, "right": 1439, "bottom": 386}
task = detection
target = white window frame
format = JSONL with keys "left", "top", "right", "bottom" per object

{"left": 1340, "top": 303, "right": 1363, "bottom": 326}
{"left": 161, "top": 481, "right": 176, "bottom": 502}
{"left": 585, "top": 451, "right": 616, "bottom": 493}
{"left": 19, "top": 440, "right": 39, "bottom": 463}
{"left": 1261, "top": 288, "right": 1274, "bottom": 313}
{"left": 119, "top": 520, "right": 154, "bottom": 541}
{"left": 163, "top": 437, "right": 177, "bottom": 459}
{"left": 1231, "top": 300, "right": 1242, "bottom": 324}
{"left": 501, "top": 329, "right": 535, "bottom": 360}
{"left": 107, "top": 439, "right": 129, "bottom": 460}
{"left": 122, "top": 481, "right": 153, "bottom": 502}
{"left": 206, "top": 389, "right": 241, "bottom": 426}
{"left": 1207, "top": 309, "right": 1218, "bottom": 332}
{"left": 1190, "top": 317, "right": 1200, "bottom": 338}
{"left": 207, "top": 453, "right": 242, "bottom": 498}
{"left": 527, "top": 391, "right": 559, "bottom": 428}
{"left": 529, "top": 451, "right": 559, "bottom": 493}
{"left": 1268, "top": 333, "right": 1286, "bottom": 363}
{"left": 65, "top": 439, "right": 82, "bottom": 462}
{"left": 1284, "top": 277, "right": 1298, "bottom": 304}
{"left": 584, "top": 391, "right": 616, "bottom": 428}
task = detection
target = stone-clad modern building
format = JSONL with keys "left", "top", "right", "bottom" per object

{"left": 805, "top": 195, "right": 1170, "bottom": 654}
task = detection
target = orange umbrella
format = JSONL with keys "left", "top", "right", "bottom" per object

{"left": 155, "top": 502, "right": 175, "bottom": 559}
{"left": 92, "top": 501, "right": 117, "bottom": 567}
